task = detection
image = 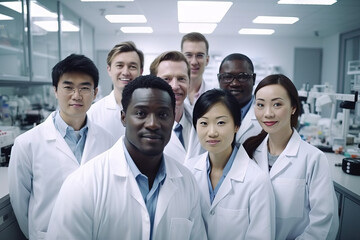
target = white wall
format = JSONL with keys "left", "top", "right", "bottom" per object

{"left": 95, "top": 33, "right": 339, "bottom": 95}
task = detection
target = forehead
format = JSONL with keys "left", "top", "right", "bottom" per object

{"left": 129, "top": 88, "right": 173, "bottom": 109}
{"left": 59, "top": 72, "right": 94, "bottom": 85}
{"left": 256, "top": 84, "right": 289, "bottom": 99}
{"left": 182, "top": 41, "right": 207, "bottom": 53}
{"left": 202, "top": 102, "right": 232, "bottom": 117}
{"left": 220, "top": 59, "right": 252, "bottom": 73}
{"left": 157, "top": 60, "right": 189, "bottom": 75}
{"left": 111, "top": 51, "right": 141, "bottom": 65}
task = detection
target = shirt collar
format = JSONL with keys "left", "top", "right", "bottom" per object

{"left": 53, "top": 110, "right": 88, "bottom": 137}
{"left": 206, "top": 145, "right": 239, "bottom": 177}
{"left": 240, "top": 96, "right": 254, "bottom": 120}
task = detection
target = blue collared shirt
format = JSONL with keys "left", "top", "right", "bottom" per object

{"left": 53, "top": 111, "right": 88, "bottom": 164}
{"left": 123, "top": 142, "right": 166, "bottom": 239}
{"left": 241, "top": 97, "right": 254, "bottom": 121}
{"left": 207, "top": 145, "right": 239, "bottom": 204}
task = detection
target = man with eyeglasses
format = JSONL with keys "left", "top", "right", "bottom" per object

{"left": 8, "top": 54, "right": 115, "bottom": 240}
{"left": 181, "top": 32, "right": 218, "bottom": 111}
{"left": 218, "top": 53, "right": 262, "bottom": 144}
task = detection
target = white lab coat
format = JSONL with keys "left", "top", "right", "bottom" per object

{"left": 186, "top": 145, "right": 276, "bottom": 240}
{"left": 8, "top": 112, "right": 115, "bottom": 240}
{"left": 236, "top": 105, "right": 262, "bottom": 144}
{"left": 253, "top": 130, "right": 339, "bottom": 240}
{"left": 165, "top": 108, "right": 206, "bottom": 164}
{"left": 47, "top": 136, "right": 207, "bottom": 240}
{"left": 87, "top": 90, "right": 124, "bottom": 140}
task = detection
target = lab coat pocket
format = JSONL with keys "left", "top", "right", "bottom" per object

{"left": 213, "top": 206, "right": 248, "bottom": 239}
{"left": 36, "top": 231, "right": 46, "bottom": 240}
{"left": 169, "top": 218, "right": 194, "bottom": 240}
{"left": 273, "top": 178, "right": 305, "bottom": 218}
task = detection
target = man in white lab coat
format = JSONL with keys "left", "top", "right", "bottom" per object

{"left": 8, "top": 54, "right": 115, "bottom": 240}
{"left": 47, "top": 75, "right": 207, "bottom": 240}
{"left": 218, "top": 53, "right": 262, "bottom": 144}
{"left": 150, "top": 51, "right": 205, "bottom": 163}
{"left": 87, "top": 41, "right": 144, "bottom": 140}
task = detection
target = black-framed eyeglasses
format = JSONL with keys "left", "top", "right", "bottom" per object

{"left": 217, "top": 72, "right": 254, "bottom": 84}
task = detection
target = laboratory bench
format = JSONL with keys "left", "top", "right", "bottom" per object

{"left": 0, "top": 154, "right": 360, "bottom": 239}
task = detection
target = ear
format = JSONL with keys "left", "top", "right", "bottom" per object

{"left": 121, "top": 110, "right": 126, "bottom": 127}
{"left": 205, "top": 55, "right": 209, "bottom": 67}
{"left": 93, "top": 87, "right": 98, "bottom": 99}
{"left": 53, "top": 86, "right": 58, "bottom": 99}
{"left": 291, "top": 106, "right": 296, "bottom": 115}
{"left": 252, "top": 73, "right": 256, "bottom": 86}
{"left": 235, "top": 125, "right": 239, "bottom": 133}
{"left": 107, "top": 65, "right": 111, "bottom": 77}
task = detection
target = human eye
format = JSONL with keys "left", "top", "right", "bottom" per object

{"left": 159, "top": 111, "right": 170, "bottom": 119}
{"left": 196, "top": 53, "right": 205, "bottom": 59}
{"left": 219, "top": 73, "right": 233, "bottom": 83}
{"left": 274, "top": 102, "right": 282, "bottom": 108}
{"left": 199, "top": 121, "right": 207, "bottom": 126}
{"left": 256, "top": 102, "right": 264, "bottom": 108}
{"left": 162, "top": 77, "right": 171, "bottom": 82}
{"left": 178, "top": 77, "right": 187, "bottom": 82}
{"left": 184, "top": 53, "right": 193, "bottom": 59}
{"left": 129, "top": 65, "right": 138, "bottom": 70}
{"left": 217, "top": 120, "right": 226, "bottom": 126}
{"left": 135, "top": 110, "right": 146, "bottom": 118}
{"left": 116, "top": 63, "right": 124, "bottom": 68}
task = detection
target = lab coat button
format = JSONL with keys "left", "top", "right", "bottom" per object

{"left": 210, "top": 210, "right": 215, "bottom": 215}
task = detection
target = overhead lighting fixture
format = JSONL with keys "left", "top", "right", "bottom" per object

{"left": 178, "top": 1, "right": 232, "bottom": 23}
{"left": 239, "top": 28, "right": 275, "bottom": 35}
{"left": 278, "top": 0, "right": 336, "bottom": 5}
{"left": 0, "top": 2, "right": 57, "bottom": 18}
{"left": 253, "top": 16, "right": 299, "bottom": 24}
{"left": 81, "top": 0, "right": 133, "bottom": 2}
{"left": 34, "top": 21, "right": 79, "bottom": 32}
{"left": 105, "top": 15, "right": 147, "bottom": 23}
{"left": 179, "top": 23, "right": 217, "bottom": 34}
{"left": 0, "top": 14, "right": 14, "bottom": 20}
{"left": 120, "top": 27, "right": 153, "bottom": 33}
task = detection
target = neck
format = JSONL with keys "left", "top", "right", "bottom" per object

{"left": 175, "top": 105, "right": 184, "bottom": 123}
{"left": 60, "top": 112, "right": 86, "bottom": 131}
{"left": 267, "top": 128, "right": 293, "bottom": 155}
{"left": 188, "top": 77, "right": 202, "bottom": 104}
{"left": 208, "top": 146, "right": 233, "bottom": 171}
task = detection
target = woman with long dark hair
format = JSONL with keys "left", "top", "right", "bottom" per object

{"left": 186, "top": 88, "right": 275, "bottom": 240}
{"left": 243, "top": 74, "right": 339, "bottom": 239}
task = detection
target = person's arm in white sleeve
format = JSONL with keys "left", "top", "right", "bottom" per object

{"left": 47, "top": 172, "right": 94, "bottom": 240}
{"left": 8, "top": 138, "right": 32, "bottom": 238}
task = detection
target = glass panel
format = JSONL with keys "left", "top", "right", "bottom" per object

{"left": 30, "top": 0, "right": 59, "bottom": 82}
{"left": 81, "top": 19, "right": 94, "bottom": 60}
{"left": 60, "top": 3, "right": 80, "bottom": 59}
{"left": 0, "top": 0, "right": 28, "bottom": 80}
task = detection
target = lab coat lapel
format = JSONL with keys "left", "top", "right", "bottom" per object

{"left": 236, "top": 107, "right": 255, "bottom": 142}
{"left": 154, "top": 156, "right": 182, "bottom": 227}
{"left": 211, "top": 145, "right": 248, "bottom": 208}
{"left": 269, "top": 131, "right": 300, "bottom": 179}
{"left": 194, "top": 153, "right": 211, "bottom": 207}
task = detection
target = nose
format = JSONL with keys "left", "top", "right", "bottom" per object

{"left": 71, "top": 89, "right": 82, "bottom": 100}
{"left": 145, "top": 113, "right": 160, "bottom": 130}
{"left": 188, "top": 55, "right": 198, "bottom": 65}
{"left": 208, "top": 124, "right": 218, "bottom": 137}
{"left": 169, "top": 78, "right": 179, "bottom": 90}
{"left": 264, "top": 106, "right": 274, "bottom": 118}
{"left": 122, "top": 66, "right": 130, "bottom": 76}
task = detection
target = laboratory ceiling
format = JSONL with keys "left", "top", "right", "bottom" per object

{"left": 58, "top": 0, "right": 360, "bottom": 38}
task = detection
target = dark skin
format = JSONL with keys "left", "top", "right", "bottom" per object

{"left": 121, "top": 88, "right": 174, "bottom": 189}
{"left": 219, "top": 59, "right": 256, "bottom": 109}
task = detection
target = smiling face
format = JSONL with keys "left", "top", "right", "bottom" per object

{"left": 156, "top": 60, "right": 189, "bottom": 107}
{"left": 219, "top": 59, "right": 255, "bottom": 108}
{"left": 254, "top": 84, "right": 295, "bottom": 136}
{"left": 107, "top": 51, "right": 143, "bottom": 95}
{"left": 54, "top": 72, "right": 97, "bottom": 126}
{"left": 196, "top": 102, "right": 238, "bottom": 156}
{"left": 121, "top": 88, "right": 174, "bottom": 158}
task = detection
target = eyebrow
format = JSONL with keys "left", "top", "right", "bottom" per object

{"left": 62, "top": 81, "right": 92, "bottom": 86}
{"left": 256, "top": 97, "right": 284, "bottom": 101}
{"left": 114, "top": 61, "right": 139, "bottom": 66}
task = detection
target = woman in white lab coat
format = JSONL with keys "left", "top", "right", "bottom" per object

{"left": 243, "top": 74, "right": 339, "bottom": 239}
{"left": 186, "top": 89, "right": 275, "bottom": 240}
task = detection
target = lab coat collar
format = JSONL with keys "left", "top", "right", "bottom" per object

{"left": 255, "top": 129, "right": 300, "bottom": 179}
{"left": 236, "top": 105, "right": 257, "bottom": 142}
{"left": 105, "top": 91, "right": 121, "bottom": 110}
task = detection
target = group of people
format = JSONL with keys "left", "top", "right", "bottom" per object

{"left": 8, "top": 32, "right": 339, "bottom": 240}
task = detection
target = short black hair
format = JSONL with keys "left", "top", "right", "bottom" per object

{"left": 121, "top": 75, "right": 176, "bottom": 114}
{"left": 193, "top": 88, "right": 241, "bottom": 130}
{"left": 219, "top": 53, "right": 254, "bottom": 73}
{"left": 52, "top": 54, "right": 99, "bottom": 89}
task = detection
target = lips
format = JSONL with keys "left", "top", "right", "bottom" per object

{"left": 142, "top": 133, "right": 162, "bottom": 140}
{"left": 206, "top": 140, "right": 220, "bottom": 146}
{"left": 263, "top": 121, "right": 277, "bottom": 126}
{"left": 70, "top": 104, "right": 83, "bottom": 107}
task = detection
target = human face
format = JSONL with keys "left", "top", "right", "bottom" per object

{"left": 54, "top": 72, "right": 98, "bottom": 125}
{"left": 182, "top": 41, "right": 209, "bottom": 82}
{"left": 121, "top": 88, "right": 174, "bottom": 158}
{"left": 254, "top": 84, "right": 296, "bottom": 136}
{"left": 196, "top": 102, "right": 239, "bottom": 156}
{"left": 107, "top": 51, "right": 143, "bottom": 94}
{"left": 157, "top": 60, "right": 189, "bottom": 107}
{"left": 219, "top": 59, "right": 255, "bottom": 108}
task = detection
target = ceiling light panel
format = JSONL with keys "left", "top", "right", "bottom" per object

{"left": 34, "top": 21, "right": 79, "bottom": 32}
{"left": 120, "top": 27, "right": 153, "bottom": 33}
{"left": 239, "top": 28, "right": 275, "bottom": 35}
{"left": 0, "top": 2, "right": 57, "bottom": 18}
{"left": 179, "top": 23, "right": 217, "bottom": 34}
{"left": 105, "top": 15, "right": 147, "bottom": 23}
{"left": 253, "top": 16, "right": 299, "bottom": 24}
{"left": 178, "top": 1, "right": 232, "bottom": 23}
{"left": 278, "top": 0, "right": 336, "bottom": 5}
{"left": 81, "top": 0, "right": 133, "bottom": 2}
{"left": 0, "top": 14, "right": 14, "bottom": 20}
